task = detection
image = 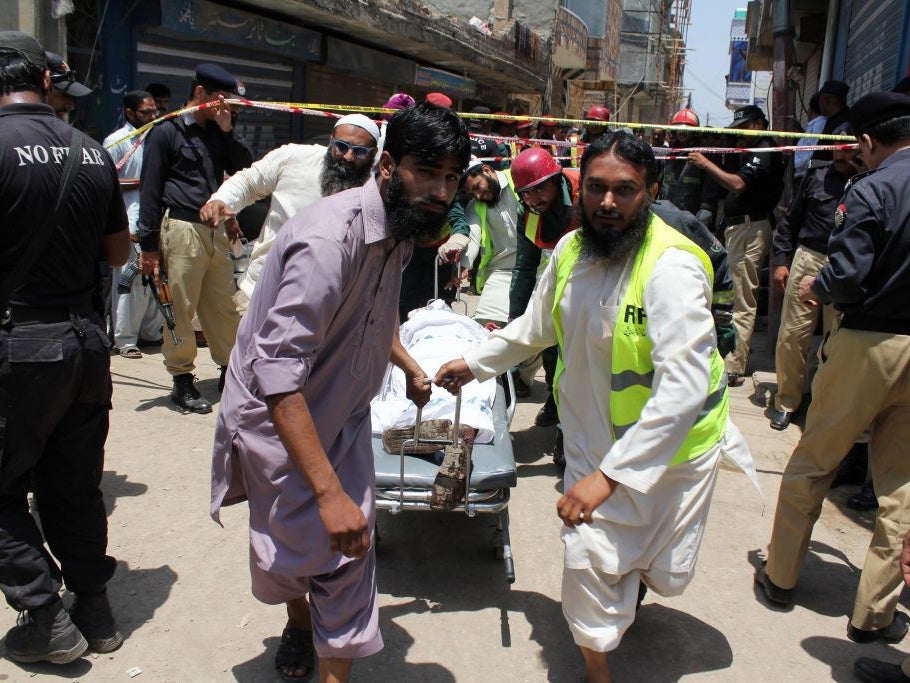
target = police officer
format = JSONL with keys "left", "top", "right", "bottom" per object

{"left": 45, "top": 51, "right": 92, "bottom": 123}
{"left": 687, "top": 105, "right": 785, "bottom": 386}
{"left": 138, "top": 63, "right": 253, "bottom": 414}
{"left": 0, "top": 31, "right": 130, "bottom": 664}
{"left": 757, "top": 91, "right": 910, "bottom": 647}
{"left": 768, "top": 144, "right": 862, "bottom": 430}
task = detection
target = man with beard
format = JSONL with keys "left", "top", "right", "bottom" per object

{"left": 434, "top": 132, "right": 751, "bottom": 683}
{"left": 210, "top": 102, "right": 470, "bottom": 683}
{"left": 201, "top": 114, "right": 379, "bottom": 313}
{"left": 660, "top": 108, "right": 719, "bottom": 229}
{"left": 447, "top": 158, "right": 520, "bottom": 326}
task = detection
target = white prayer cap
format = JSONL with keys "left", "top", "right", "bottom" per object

{"left": 333, "top": 114, "right": 380, "bottom": 143}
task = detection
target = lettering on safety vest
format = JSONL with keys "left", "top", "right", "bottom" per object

{"left": 623, "top": 304, "right": 646, "bottom": 326}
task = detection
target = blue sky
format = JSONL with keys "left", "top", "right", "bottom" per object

{"left": 683, "top": 0, "right": 745, "bottom": 126}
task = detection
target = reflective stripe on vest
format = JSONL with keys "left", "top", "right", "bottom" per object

{"left": 551, "top": 215, "right": 729, "bottom": 466}
{"left": 473, "top": 171, "right": 516, "bottom": 293}
{"left": 568, "top": 134, "right": 579, "bottom": 168}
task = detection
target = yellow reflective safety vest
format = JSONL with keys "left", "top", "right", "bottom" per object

{"left": 551, "top": 215, "right": 729, "bottom": 466}
{"left": 568, "top": 134, "right": 580, "bottom": 168}
{"left": 473, "top": 170, "right": 516, "bottom": 293}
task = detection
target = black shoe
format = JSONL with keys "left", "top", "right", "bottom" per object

{"left": 847, "top": 481, "right": 878, "bottom": 511}
{"left": 535, "top": 394, "right": 559, "bottom": 427}
{"left": 854, "top": 656, "right": 910, "bottom": 683}
{"left": 755, "top": 563, "right": 793, "bottom": 607}
{"left": 728, "top": 373, "right": 745, "bottom": 387}
{"left": 511, "top": 370, "right": 530, "bottom": 398}
{"left": 70, "top": 590, "right": 123, "bottom": 653}
{"left": 832, "top": 442, "right": 869, "bottom": 488}
{"left": 848, "top": 612, "right": 910, "bottom": 644}
{"left": 551, "top": 428, "right": 565, "bottom": 468}
{"left": 218, "top": 365, "right": 227, "bottom": 393}
{"left": 170, "top": 373, "right": 212, "bottom": 414}
{"left": 769, "top": 409, "right": 791, "bottom": 431}
{"left": 4, "top": 599, "right": 88, "bottom": 664}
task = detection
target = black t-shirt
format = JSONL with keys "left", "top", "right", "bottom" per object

{"left": 0, "top": 103, "right": 127, "bottom": 307}
{"left": 723, "top": 137, "right": 784, "bottom": 220}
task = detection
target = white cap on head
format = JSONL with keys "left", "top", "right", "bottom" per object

{"left": 333, "top": 114, "right": 380, "bottom": 143}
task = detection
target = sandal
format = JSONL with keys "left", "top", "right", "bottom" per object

{"left": 119, "top": 347, "right": 142, "bottom": 359}
{"left": 275, "top": 626, "right": 314, "bottom": 681}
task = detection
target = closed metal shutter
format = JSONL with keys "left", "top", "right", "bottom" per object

{"left": 303, "top": 64, "right": 394, "bottom": 144}
{"left": 843, "top": 0, "right": 904, "bottom": 97}
{"left": 135, "top": 36, "right": 295, "bottom": 159}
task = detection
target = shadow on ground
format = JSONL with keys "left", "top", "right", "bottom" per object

{"left": 102, "top": 469, "right": 148, "bottom": 517}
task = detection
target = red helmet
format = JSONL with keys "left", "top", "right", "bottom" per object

{"left": 585, "top": 105, "right": 611, "bottom": 122}
{"left": 670, "top": 108, "right": 700, "bottom": 127}
{"left": 510, "top": 147, "right": 563, "bottom": 192}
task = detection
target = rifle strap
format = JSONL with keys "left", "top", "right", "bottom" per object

{"left": 0, "top": 128, "right": 86, "bottom": 310}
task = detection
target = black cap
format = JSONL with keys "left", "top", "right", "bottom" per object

{"left": 0, "top": 31, "right": 46, "bottom": 69}
{"left": 729, "top": 104, "right": 767, "bottom": 129}
{"left": 195, "top": 63, "right": 243, "bottom": 96}
{"left": 46, "top": 52, "right": 92, "bottom": 97}
{"left": 849, "top": 91, "right": 910, "bottom": 136}
{"left": 819, "top": 80, "right": 849, "bottom": 98}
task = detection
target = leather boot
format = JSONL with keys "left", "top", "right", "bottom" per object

{"left": 70, "top": 589, "right": 123, "bottom": 653}
{"left": 171, "top": 373, "right": 212, "bottom": 414}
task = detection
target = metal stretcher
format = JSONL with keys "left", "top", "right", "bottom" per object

{"left": 372, "top": 268, "right": 519, "bottom": 582}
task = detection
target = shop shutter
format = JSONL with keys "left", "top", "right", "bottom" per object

{"left": 843, "top": 0, "right": 905, "bottom": 98}
{"left": 303, "top": 64, "right": 394, "bottom": 144}
{"left": 135, "top": 36, "right": 294, "bottom": 159}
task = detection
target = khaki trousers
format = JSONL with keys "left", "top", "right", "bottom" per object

{"left": 774, "top": 245, "right": 839, "bottom": 412}
{"left": 766, "top": 327, "right": 910, "bottom": 630}
{"left": 160, "top": 217, "right": 240, "bottom": 376}
{"left": 724, "top": 218, "right": 771, "bottom": 375}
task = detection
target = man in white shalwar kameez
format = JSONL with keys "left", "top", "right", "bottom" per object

{"left": 436, "top": 132, "right": 752, "bottom": 682}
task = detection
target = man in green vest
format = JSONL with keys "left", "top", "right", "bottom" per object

{"left": 434, "top": 132, "right": 752, "bottom": 683}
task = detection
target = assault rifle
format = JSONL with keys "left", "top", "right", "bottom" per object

{"left": 143, "top": 263, "right": 183, "bottom": 345}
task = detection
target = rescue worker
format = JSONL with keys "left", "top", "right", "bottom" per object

{"left": 453, "top": 158, "right": 520, "bottom": 325}
{"left": 768, "top": 145, "right": 861, "bottom": 430}
{"left": 509, "top": 147, "right": 580, "bottom": 421}
{"left": 0, "top": 30, "right": 130, "bottom": 664}
{"left": 687, "top": 105, "right": 784, "bottom": 386}
{"left": 138, "top": 63, "right": 254, "bottom": 414}
{"left": 757, "top": 91, "right": 910, "bottom": 647}
{"left": 493, "top": 112, "right": 519, "bottom": 162}
{"left": 660, "top": 107, "right": 719, "bottom": 228}
{"left": 581, "top": 105, "right": 611, "bottom": 145}
{"left": 435, "top": 131, "right": 752, "bottom": 683}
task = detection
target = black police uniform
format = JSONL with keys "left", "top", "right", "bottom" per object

{"left": 0, "top": 102, "right": 127, "bottom": 610}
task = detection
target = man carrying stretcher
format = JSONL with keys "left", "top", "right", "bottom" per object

{"left": 435, "top": 132, "right": 753, "bottom": 683}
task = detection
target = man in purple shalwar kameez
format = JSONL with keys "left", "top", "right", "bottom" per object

{"left": 211, "top": 103, "right": 470, "bottom": 683}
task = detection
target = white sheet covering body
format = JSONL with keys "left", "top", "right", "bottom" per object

{"left": 371, "top": 301, "right": 497, "bottom": 443}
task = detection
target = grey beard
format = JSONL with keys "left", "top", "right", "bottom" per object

{"left": 578, "top": 200, "right": 651, "bottom": 264}
{"left": 319, "top": 150, "right": 371, "bottom": 196}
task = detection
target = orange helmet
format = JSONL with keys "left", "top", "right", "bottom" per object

{"left": 670, "top": 108, "right": 700, "bottom": 127}
{"left": 510, "top": 147, "right": 563, "bottom": 192}
{"left": 585, "top": 105, "right": 611, "bottom": 122}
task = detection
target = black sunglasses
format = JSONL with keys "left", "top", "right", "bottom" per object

{"left": 331, "top": 138, "right": 375, "bottom": 160}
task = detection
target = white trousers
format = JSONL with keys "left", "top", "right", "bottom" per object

{"left": 111, "top": 265, "right": 164, "bottom": 349}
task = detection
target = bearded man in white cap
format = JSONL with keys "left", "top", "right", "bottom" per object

{"left": 201, "top": 114, "right": 380, "bottom": 312}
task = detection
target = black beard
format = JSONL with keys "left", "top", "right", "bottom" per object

{"left": 385, "top": 171, "right": 451, "bottom": 243}
{"left": 319, "top": 149, "right": 371, "bottom": 196}
{"left": 578, "top": 199, "right": 651, "bottom": 263}
{"left": 483, "top": 174, "right": 502, "bottom": 206}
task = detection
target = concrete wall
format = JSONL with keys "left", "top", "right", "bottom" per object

{"left": 423, "top": 0, "right": 560, "bottom": 39}
{"left": 2, "top": 0, "right": 66, "bottom": 54}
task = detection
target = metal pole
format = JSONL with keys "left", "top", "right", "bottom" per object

{"left": 771, "top": 0, "right": 796, "bottom": 132}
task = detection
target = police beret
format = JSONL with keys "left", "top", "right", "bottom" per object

{"left": 819, "top": 80, "right": 849, "bottom": 98}
{"left": 195, "top": 63, "right": 242, "bottom": 95}
{"left": 0, "top": 31, "right": 46, "bottom": 69}
{"left": 849, "top": 91, "right": 910, "bottom": 136}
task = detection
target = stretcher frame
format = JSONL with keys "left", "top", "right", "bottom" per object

{"left": 375, "top": 260, "right": 518, "bottom": 582}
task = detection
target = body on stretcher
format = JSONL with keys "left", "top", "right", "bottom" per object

{"left": 372, "top": 285, "right": 518, "bottom": 582}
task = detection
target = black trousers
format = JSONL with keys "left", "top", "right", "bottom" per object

{"left": 0, "top": 313, "right": 116, "bottom": 610}
{"left": 399, "top": 246, "right": 456, "bottom": 322}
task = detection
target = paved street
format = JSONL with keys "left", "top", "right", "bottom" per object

{"left": 0, "top": 319, "right": 907, "bottom": 682}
